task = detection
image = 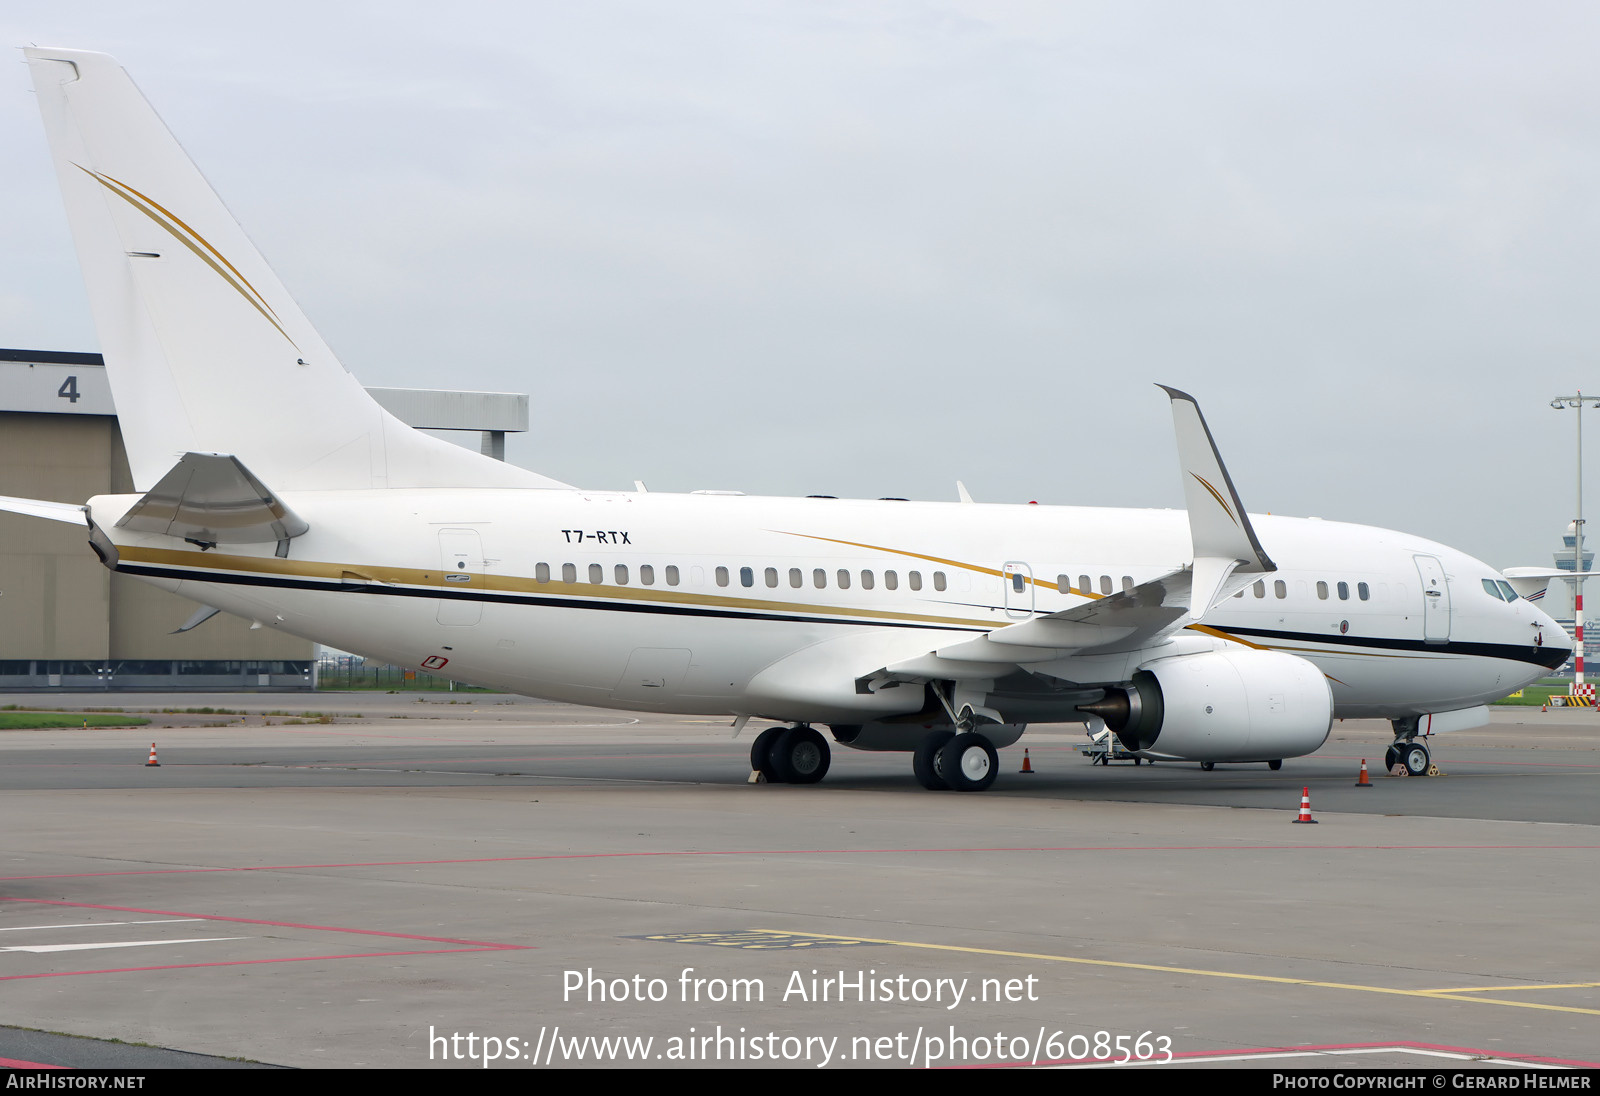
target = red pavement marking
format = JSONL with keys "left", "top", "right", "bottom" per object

{"left": 2, "top": 843, "right": 1598, "bottom": 883}
{"left": 977, "top": 1040, "right": 1600, "bottom": 1069}
{"left": 0, "top": 1056, "right": 62, "bottom": 1068}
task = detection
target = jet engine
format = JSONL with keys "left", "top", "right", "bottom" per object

{"left": 1078, "top": 648, "right": 1332, "bottom": 762}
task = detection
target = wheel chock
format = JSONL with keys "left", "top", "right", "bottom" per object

{"left": 747, "top": 770, "right": 766, "bottom": 784}
{"left": 1427, "top": 763, "right": 1443, "bottom": 777}
{"left": 1389, "top": 764, "right": 1407, "bottom": 778}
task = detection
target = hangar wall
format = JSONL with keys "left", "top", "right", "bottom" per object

{"left": 0, "top": 349, "right": 529, "bottom": 692}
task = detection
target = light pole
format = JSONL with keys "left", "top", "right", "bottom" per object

{"left": 1551, "top": 393, "right": 1600, "bottom": 691}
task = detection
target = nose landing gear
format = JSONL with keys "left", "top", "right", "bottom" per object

{"left": 1386, "top": 716, "right": 1433, "bottom": 776}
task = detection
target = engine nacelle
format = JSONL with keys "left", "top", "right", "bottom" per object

{"left": 1084, "top": 649, "right": 1332, "bottom": 763}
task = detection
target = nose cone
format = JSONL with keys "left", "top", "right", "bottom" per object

{"left": 1528, "top": 601, "right": 1573, "bottom": 670}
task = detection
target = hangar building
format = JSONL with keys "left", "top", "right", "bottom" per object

{"left": 0, "top": 348, "right": 526, "bottom": 692}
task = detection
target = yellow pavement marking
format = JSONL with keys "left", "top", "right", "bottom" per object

{"left": 1421, "top": 982, "right": 1600, "bottom": 994}
{"left": 761, "top": 931, "right": 1600, "bottom": 1017}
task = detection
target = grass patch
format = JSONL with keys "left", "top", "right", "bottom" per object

{"left": 0, "top": 712, "right": 151, "bottom": 729}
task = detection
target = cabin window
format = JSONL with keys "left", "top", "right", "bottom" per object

{"left": 1275, "top": 580, "right": 1287, "bottom": 599}
{"left": 1482, "top": 578, "right": 1504, "bottom": 601}
{"left": 1122, "top": 576, "right": 1134, "bottom": 592}
{"left": 1358, "top": 581, "right": 1370, "bottom": 601}
{"left": 614, "top": 565, "right": 629, "bottom": 585}
{"left": 1012, "top": 572, "right": 1026, "bottom": 594}
{"left": 861, "top": 570, "right": 875, "bottom": 590}
{"left": 1497, "top": 580, "right": 1518, "bottom": 602}
{"left": 535, "top": 563, "right": 550, "bottom": 583}
{"left": 1079, "top": 575, "right": 1092, "bottom": 595}
{"left": 562, "top": 563, "right": 577, "bottom": 583}
{"left": 933, "top": 572, "right": 947, "bottom": 592}
{"left": 1316, "top": 581, "right": 1329, "bottom": 600}
{"left": 1253, "top": 580, "right": 1265, "bottom": 598}
{"left": 789, "top": 567, "right": 803, "bottom": 588}
{"left": 1100, "top": 575, "right": 1113, "bottom": 595}
{"left": 837, "top": 569, "right": 852, "bottom": 589}
{"left": 1058, "top": 574, "right": 1070, "bottom": 593}
{"left": 814, "top": 568, "right": 827, "bottom": 589}
{"left": 1234, "top": 589, "right": 1244, "bottom": 598}
{"left": 909, "top": 571, "right": 923, "bottom": 591}
{"left": 884, "top": 570, "right": 898, "bottom": 590}
{"left": 716, "top": 566, "right": 730, "bottom": 587}
{"left": 665, "top": 565, "right": 680, "bottom": 586}
{"left": 1337, "top": 581, "right": 1349, "bottom": 600}
{"left": 740, "top": 566, "right": 754, "bottom": 588}
{"left": 588, "top": 564, "right": 604, "bottom": 584}
{"left": 764, "top": 567, "right": 778, "bottom": 588}
{"left": 640, "top": 565, "right": 654, "bottom": 586}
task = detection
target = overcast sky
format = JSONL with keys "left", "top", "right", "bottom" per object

{"left": 3, "top": 2, "right": 1598, "bottom": 571}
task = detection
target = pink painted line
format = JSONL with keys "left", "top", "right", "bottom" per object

{"left": 3, "top": 844, "right": 1599, "bottom": 883}
{"left": 0, "top": 1056, "right": 63, "bottom": 1068}
{"left": 975, "top": 1040, "right": 1600, "bottom": 1069}
{"left": 0, "top": 897, "right": 527, "bottom": 950}
{"left": 0, "top": 947, "right": 511, "bottom": 983}
{"left": 1161, "top": 1040, "right": 1600, "bottom": 1067}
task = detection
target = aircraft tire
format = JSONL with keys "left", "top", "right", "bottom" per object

{"left": 772, "top": 726, "right": 830, "bottom": 784}
{"left": 1268, "top": 759, "right": 1282, "bottom": 771}
{"left": 1401, "top": 742, "right": 1430, "bottom": 777}
{"left": 1384, "top": 745, "right": 1401, "bottom": 771}
{"left": 913, "top": 731, "right": 954, "bottom": 790}
{"left": 1200, "top": 761, "right": 1215, "bottom": 771}
{"left": 940, "top": 732, "right": 998, "bottom": 792}
{"left": 750, "top": 726, "right": 786, "bottom": 782}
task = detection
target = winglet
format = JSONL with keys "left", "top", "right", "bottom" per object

{"left": 1158, "top": 386, "right": 1274, "bottom": 617}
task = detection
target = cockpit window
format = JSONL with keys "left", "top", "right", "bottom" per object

{"left": 1497, "top": 580, "right": 1519, "bottom": 602}
{"left": 1482, "top": 579, "right": 1505, "bottom": 601}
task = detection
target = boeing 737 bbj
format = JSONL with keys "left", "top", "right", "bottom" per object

{"left": 2, "top": 49, "right": 1568, "bottom": 791}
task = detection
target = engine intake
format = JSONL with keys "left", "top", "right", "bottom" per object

{"left": 1078, "top": 648, "right": 1332, "bottom": 762}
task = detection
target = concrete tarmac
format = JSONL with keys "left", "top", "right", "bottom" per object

{"left": 0, "top": 694, "right": 1596, "bottom": 1070}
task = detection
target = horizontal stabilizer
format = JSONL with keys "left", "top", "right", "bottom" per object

{"left": 1502, "top": 567, "right": 1571, "bottom": 601}
{"left": 0, "top": 495, "right": 89, "bottom": 525}
{"left": 116, "top": 452, "right": 308, "bottom": 545}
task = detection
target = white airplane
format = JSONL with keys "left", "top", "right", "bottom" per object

{"left": 3, "top": 49, "right": 1569, "bottom": 791}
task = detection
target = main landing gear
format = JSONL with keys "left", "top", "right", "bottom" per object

{"left": 912, "top": 693, "right": 1002, "bottom": 792}
{"left": 1385, "top": 716, "right": 1431, "bottom": 777}
{"left": 750, "top": 724, "right": 831, "bottom": 784}
{"left": 911, "top": 730, "right": 999, "bottom": 792}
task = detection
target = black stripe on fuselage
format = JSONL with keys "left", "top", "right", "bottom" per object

{"left": 1218, "top": 626, "right": 1568, "bottom": 671}
{"left": 115, "top": 563, "right": 991, "bottom": 633}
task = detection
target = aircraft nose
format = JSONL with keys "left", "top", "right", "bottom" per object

{"left": 1532, "top": 602, "right": 1573, "bottom": 659}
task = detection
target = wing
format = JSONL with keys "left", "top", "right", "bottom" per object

{"left": 868, "top": 386, "right": 1271, "bottom": 686}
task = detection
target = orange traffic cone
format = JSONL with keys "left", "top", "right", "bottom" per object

{"left": 1292, "top": 786, "right": 1317, "bottom": 823}
{"left": 145, "top": 743, "right": 160, "bottom": 767}
{"left": 1019, "top": 748, "right": 1035, "bottom": 774}
{"left": 1355, "top": 759, "right": 1372, "bottom": 787}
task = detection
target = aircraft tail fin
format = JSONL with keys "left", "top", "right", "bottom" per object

{"left": 25, "top": 48, "right": 569, "bottom": 494}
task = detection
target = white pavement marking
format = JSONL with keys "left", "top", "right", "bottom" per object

{"left": 0, "top": 919, "right": 205, "bottom": 932}
{"left": 1, "top": 937, "right": 248, "bottom": 954}
{"left": 1052, "top": 1046, "right": 1564, "bottom": 1068}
